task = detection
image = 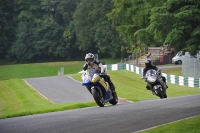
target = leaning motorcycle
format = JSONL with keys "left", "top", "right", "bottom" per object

{"left": 82, "top": 70, "right": 118, "bottom": 107}
{"left": 141, "top": 69, "right": 167, "bottom": 99}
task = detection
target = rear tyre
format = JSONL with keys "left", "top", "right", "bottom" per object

{"left": 109, "top": 90, "right": 118, "bottom": 105}
{"left": 92, "top": 88, "right": 105, "bottom": 107}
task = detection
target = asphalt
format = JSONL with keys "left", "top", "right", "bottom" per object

{"left": 24, "top": 75, "right": 131, "bottom": 104}
{"left": 25, "top": 76, "right": 93, "bottom": 104}
{"left": 1, "top": 94, "right": 200, "bottom": 133}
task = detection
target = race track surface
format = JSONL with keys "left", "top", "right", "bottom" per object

{"left": 25, "top": 76, "right": 93, "bottom": 103}
{"left": 1, "top": 94, "right": 200, "bottom": 133}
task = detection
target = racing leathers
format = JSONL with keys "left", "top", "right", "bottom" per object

{"left": 83, "top": 61, "right": 116, "bottom": 93}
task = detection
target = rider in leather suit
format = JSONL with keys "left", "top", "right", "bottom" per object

{"left": 143, "top": 60, "right": 168, "bottom": 90}
{"left": 83, "top": 53, "right": 116, "bottom": 93}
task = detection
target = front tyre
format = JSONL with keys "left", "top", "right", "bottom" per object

{"left": 92, "top": 88, "right": 105, "bottom": 107}
{"left": 109, "top": 90, "right": 118, "bottom": 105}
{"left": 154, "top": 87, "right": 164, "bottom": 99}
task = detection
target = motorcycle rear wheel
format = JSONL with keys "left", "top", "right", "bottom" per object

{"left": 92, "top": 89, "right": 105, "bottom": 107}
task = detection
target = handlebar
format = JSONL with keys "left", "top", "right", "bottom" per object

{"left": 141, "top": 77, "right": 147, "bottom": 80}
{"left": 156, "top": 69, "right": 161, "bottom": 75}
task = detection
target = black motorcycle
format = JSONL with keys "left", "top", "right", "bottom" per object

{"left": 142, "top": 69, "right": 167, "bottom": 98}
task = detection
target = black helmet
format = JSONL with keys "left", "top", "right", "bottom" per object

{"left": 145, "top": 60, "right": 152, "bottom": 67}
{"left": 85, "top": 53, "right": 95, "bottom": 65}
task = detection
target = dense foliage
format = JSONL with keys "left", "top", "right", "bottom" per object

{"left": 1, "top": 0, "right": 199, "bottom": 63}
{"left": 108, "top": 0, "right": 200, "bottom": 55}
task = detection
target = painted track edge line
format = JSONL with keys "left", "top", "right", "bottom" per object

{"left": 23, "top": 79, "right": 55, "bottom": 104}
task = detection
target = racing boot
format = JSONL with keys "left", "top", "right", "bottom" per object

{"left": 109, "top": 81, "right": 115, "bottom": 90}
{"left": 162, "top": 76, "right": 168, "bottom": 89}
{"left": 146, "top": 84, "right": 151, "bottom": 90}
{"left": 163, "top": 83, "right": 168, "bottom": 90}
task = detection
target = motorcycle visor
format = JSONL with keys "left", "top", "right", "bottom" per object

{"left": 86, "top": 58, "right": 93, "bottom": 63}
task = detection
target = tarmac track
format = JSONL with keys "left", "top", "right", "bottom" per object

{"left": 24, "top": 75, "right": 131, "bottom": 104}
{"left": 24, "top": 76, "right": 94, "bottom": 104}
{"left": 0, "top": 94, "right": 200, "bottom": 133}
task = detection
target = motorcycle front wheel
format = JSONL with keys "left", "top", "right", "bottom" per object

{"left": 109, "top": 90, "right": 118, "bottom": 105}
{"left": 154, "top": 88, "right": 164, "bottom": 99}
{"left": 92, "top": 88, "right": 105, "bottom": 107}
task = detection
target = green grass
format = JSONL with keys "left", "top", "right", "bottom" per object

{"left": 140, "top": 116, "right": 200, "bottom": 133}
{"left": 72, "top": 70, "right": 200, "bottom": 101}
{"left": 162, "top": 68, "right": 182, "bottom": 76}
{"left": 0, "top": 60, "right": 121, "bottom": 118}
{"left": 0, "top": 61, "right": 84, "bottom": 79}
{"left": 0, "top": 79, "right": 97, "bottom": 119}
{"left": 0, "top": 59, "right": 121, "bottom": 80}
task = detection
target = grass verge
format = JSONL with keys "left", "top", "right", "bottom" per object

{"left": 0, "top": 59, "right": 121, "bottom": 80}
{"left": 162, "top": 68, "right": 182, "bottom": 76}
{"left": 0, "top": 61, "right": 84, "bottom": 79}
{"left": 72, "top": 70, "right": 200, "bottom": 101}
{"left": 0, "top": 78, "right": 96, "bottom": 119}
{"left": 0, "top": 60, "right": 121, "bottom": 119}
{"left": 140, "top": 115, "right": 200, "bottom": 133}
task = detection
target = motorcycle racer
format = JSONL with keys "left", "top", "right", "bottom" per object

{"left": 83, "top": 53, "right": 116, "bottom": 93}
{"left": 143, "top": 59, "right": 168, "bottom": 90}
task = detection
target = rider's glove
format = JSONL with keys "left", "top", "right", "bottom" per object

{"left": 142, "top": 76, "right": 147, "bottom": 81}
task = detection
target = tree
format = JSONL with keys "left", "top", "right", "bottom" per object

{"left": 0, "top": 0, "right": 16, "bottom": 59}
{"left": 8, "top": 0, "right": 82, "bottom": 62}
{"left": 148, "top": 0, "right": 200, "bottom": 55}
{"left": 108, "top": 0, "right": 200, "bottom": 55}
{"left": 107, "top": 0, "right": 160, "bottom": 53}
{"left": 73, "top": 0, "right": 123, "bottom": 58}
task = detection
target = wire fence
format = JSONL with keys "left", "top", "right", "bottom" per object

{"left": 182, "top": 52, "right": 200, "bottom": 78}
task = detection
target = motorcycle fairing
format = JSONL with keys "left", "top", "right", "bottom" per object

{"left": 91, "top": 85, "right": 112, "bottom": 101}
{"left": 91, "top": 73, "right": 101, "bottom": 83}
{"left": 82, "top": 71, "right": 112, "bottom": 101}
{"left": 153, "top": 84, "right": 162, "bottom": 90}
{"left": 146, "top": 69, "right": 157, "bottom": 83}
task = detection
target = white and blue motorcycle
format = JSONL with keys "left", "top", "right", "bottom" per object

{"left": 82, "top": 70, "right": 118, "bottom": 107}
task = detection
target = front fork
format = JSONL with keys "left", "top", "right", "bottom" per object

{"left": 157, "top": 76, "right": 167, "bottom": 94}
